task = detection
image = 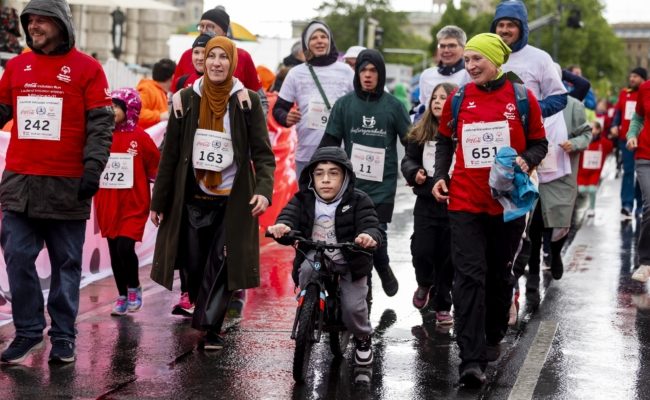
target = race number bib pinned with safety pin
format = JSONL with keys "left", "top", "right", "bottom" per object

{"left": 306, "top": 100, "right": 330, "bottom": 129}
{"left": 351, "top": 143, "right": 385, "bottom": 182}
{"left": 100, "top": 153, "right": 133, "bottom": 189}
{"left": 17, "top": 96, "right": 63, "bottom": 141}
{"left": 461, "top": 120, "right": 510, "bottom": 168}
{"left": 192, "top": 128, "right": 234, "bottom": 172}
{"left": 582, "top": 150, "right": 602, "bottom": 170}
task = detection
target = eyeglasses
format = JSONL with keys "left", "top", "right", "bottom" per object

{"left": 197, "top": 23, "right": 217, "bottom": 33}
{"left": 437, "top": 43, "right": 460, "bottom": 50}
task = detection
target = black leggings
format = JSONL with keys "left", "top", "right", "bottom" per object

{"left": 107, "top": 236, "right": 140, "bottom": 296}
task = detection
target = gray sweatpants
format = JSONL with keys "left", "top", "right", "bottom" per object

{"left": 299, "top": 259, "right": 372, "bottom": 338}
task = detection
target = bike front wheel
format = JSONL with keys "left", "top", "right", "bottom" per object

{"left": 329, "top": 329, "right": 351, "bottom": 358}
{"left": 293, "top": 284, "right": 319, "bottom": 382}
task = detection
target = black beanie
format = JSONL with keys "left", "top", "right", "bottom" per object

{"left": 193, "top": 32, "right": 215, "bottom": 48}
{"left": 631, "top": 67, "right": 648, "bottom": 81}
{"left": 200, "top": 8, "right": 230, "bottom": 34}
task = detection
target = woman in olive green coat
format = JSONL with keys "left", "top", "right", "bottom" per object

{"left": 149, "top": 37, "right": 275, "bottom": 348}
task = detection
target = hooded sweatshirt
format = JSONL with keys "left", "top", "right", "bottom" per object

{"left": 275, "top": 146, "right": 382, "bottom": 281}
{"left": 95, "top": 88, "right": 160, "bottom": 241}
{"left": 490, "top": 0, "right": 567, "bottom": 119}
{"left": 0, "top": 0, "right": 113, "bottom": 220}
{"left": 274, "top": 21, "right": 353, "bottom": 163}
{"left": 319, "top": 49, "right": 411, "bottom": 222}
{"left": 491, "top": 0, "right": 570, "bottom": 183}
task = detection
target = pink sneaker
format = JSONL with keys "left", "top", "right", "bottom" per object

{"left": 172, "top": 292, "right": 194, "bottom": 316}
{"left": 412, "top": 286, "right": 430, "bottom": 309}
{"left": 436, "top": 311, "right": 453, "bottom": 325}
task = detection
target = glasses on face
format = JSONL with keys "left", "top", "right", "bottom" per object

{"left": 197, "top": 23, "right": 216, "bottom": 33}
{"left": 437, "top": 43, "right": 459, "bottom": 50}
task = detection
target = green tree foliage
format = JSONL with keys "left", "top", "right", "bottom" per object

{"left": 430, "top": 0, "right": 626, "bottom": 97}
{"left": 317, "top": 0, "right": 430, "bottom": 71}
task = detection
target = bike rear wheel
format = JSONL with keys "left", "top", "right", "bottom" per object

{"left": 293, "top": 284, "right": 319, "bottom": 382}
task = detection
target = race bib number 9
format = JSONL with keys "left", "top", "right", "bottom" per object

{"left": 192, "top": 128, "right": 234, "bottom": 172}
{"left": 17, "top": 96, "right": 63, "bottom": 141}
{"left": 100, "top": 153, "right": 134, "bottom": 189}
{"left": 306, "top": 100, "right": 331, "bottom": 130}
{"left": 461, "top": 120, "right": 510, "bottom": 168}
{"left": 351, "top": 143, "right": 386, "bottom": 182}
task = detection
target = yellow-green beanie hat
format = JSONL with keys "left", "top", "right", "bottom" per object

{"left": 464, "top": 33, "right": 512, "bottom": 69}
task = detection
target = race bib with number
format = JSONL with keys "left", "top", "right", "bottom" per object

{"left": 306, "top": 100, "right": 331, "bottom": 130}
{"left": 582, "top": 150, "right": 602, "bottom": 170}
{"left": 422, "top": 141, "right": 436, "bottom": 177}
{"left": 625, "top": 101, "right": 637, "bottom": 121}
{"left": 461, "top": 120, "right": 510, "bottom": 168}
{"left": 537, "top": 143, "right": 559, "bottom": 173}
{"left": 100, "top": 153, "right": 133, "bottom": 189}
{"left": 192, "top": 128, "right": 234, "bottom": 172}
{"left": 351, "top": 143, "right": 385, "bottom": 182}
{"left": 16, "top": 96, "right": 63, "bottom": 141}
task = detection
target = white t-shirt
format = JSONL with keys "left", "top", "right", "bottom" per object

{"left": 418, "top": 67, "right": 470, "bottom": 108}
{"left": 278, "top": 62, "right": 354, "bottom": 162}
{"left": 502, "top": 45, "right": 571, "bottom": 182}
{"left": 279, "top": 62, "right": 354, "bottom": 162}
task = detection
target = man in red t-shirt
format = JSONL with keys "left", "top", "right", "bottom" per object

{"left": 0, "top": 0, "right": 113, "bottom": 365}
{"left": 611, "top": 67, "right": 646, "bottom": 218}
{"left": 171, "top": 7, "right": 267, "bottom": 114}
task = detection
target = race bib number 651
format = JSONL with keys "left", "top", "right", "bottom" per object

{"left": 461, "top": 120, "right": 510, "bottom": 168}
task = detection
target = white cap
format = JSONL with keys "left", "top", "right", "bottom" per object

{"left": 344, "top": 45, "right": 366, "bottom": 59}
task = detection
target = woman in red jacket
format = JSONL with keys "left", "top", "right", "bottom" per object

{"left": 432, "top": 33, "right": 548, "bottom": 387}
{"left": 95, "top": 88, "right": 160, "bottom": 316}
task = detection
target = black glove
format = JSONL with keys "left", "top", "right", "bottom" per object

{"left": 77, "top": 162, "right": 103, "bottom": 200}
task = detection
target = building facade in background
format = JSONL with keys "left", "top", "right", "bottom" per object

{"left": 612, "top": 23, "right": 650, "bottom": 70}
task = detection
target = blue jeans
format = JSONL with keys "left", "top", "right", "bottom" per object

{"left": 620, "top": 140, "right": 643, "bottom": 211}
{"left": 1, "top": 211, "right": 86, "bottom": 342}
{"left": 637, "top": 160, "right": 650, "bottom": 265}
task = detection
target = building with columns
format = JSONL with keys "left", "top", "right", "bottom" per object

{"left": 2, "top": 0, "right": 202, "bottom": 66}
{"left": 612, "top": 23, "right": 650, "bottom": 70}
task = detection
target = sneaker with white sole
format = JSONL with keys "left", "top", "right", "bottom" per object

{"left": 632, "top": 265, "right": 650, "bottom": 282}
{"left": 1, "top": 336, "right": 43, "bottom": 364}
{"left": 49, "top": 339, "right": 75, "bottom": 363}
{"left": 354, "top": 335, "right": 373, "bottom": 366}
{"left": 127, "top": 287, "right": 143, "bottom": 312}
{"left": 172, "top": 292, "right": 195, "bottom": 316}
{"left": 111, "top": 296, "right": 128, "bottom": 316}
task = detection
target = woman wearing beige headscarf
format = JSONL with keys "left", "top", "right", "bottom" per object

{"left": 150, "top": 36, "right": 275, "bottom": 349}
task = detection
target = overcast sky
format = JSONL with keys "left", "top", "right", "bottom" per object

{"left": 205, "top": 0, "right": 648, "bottom": 38}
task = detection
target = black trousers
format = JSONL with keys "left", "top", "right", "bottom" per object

{"left": 449, "top": 211, "right": 526, "bottom": 371}
{"left": 184, "top": 199, "right": 233, "bottom": 333}
{"left": 107, "top": 236, "right": 140, "bottom": 297}
{"left": 410, "top": 218, "right": 453, "bottom": 311}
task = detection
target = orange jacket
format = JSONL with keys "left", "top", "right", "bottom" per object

{"left": 136, "top": 79, "right": 168, "bottom": 129}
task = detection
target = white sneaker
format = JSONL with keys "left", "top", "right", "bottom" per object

{"left": 632, "top": 265, "right": 650, "bottom": 283}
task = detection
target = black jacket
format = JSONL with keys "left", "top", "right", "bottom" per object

{"left": 275, "top": 146, "right": 382, "bottom": 282}
{"left": 401, "top": 140, "right": 449, "bottom": 223}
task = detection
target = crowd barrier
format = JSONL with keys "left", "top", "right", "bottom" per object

{"left": 0, "top": 95, "right": 297, "bottom": 323}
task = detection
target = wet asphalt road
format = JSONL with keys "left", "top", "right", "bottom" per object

{"left": 1, "top": 158, "right": 649, "bottom": 399}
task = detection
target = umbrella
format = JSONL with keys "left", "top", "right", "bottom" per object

{"left": 229, "top": 22, "right": 257, "bottom": 42}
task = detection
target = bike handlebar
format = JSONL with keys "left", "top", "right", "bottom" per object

{"left": 265, "top": 230, "right": 372, "bottom": 254}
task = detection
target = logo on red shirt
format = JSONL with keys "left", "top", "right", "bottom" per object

{"left": 57, "top": 66, "right": 71, "bottom": 83}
